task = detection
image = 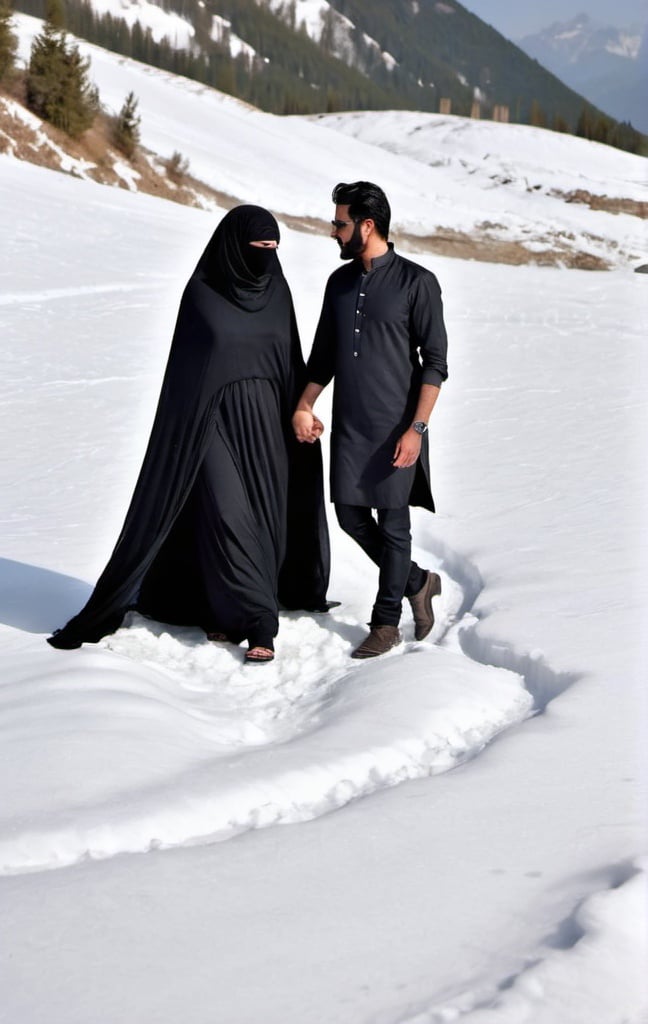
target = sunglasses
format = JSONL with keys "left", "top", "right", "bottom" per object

{"left": 330, "top": 218, "right": 360, "bottom": 230}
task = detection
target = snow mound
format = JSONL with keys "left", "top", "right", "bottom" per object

{"left": 402, "top": 859, "right": 648, "bottom": 1024}
{"left": 0, "top": 618, "right": 532, "bottom": 873}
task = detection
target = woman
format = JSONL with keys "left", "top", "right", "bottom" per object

{"left": 48, "top": 206, "right": 330, "bottom": 663}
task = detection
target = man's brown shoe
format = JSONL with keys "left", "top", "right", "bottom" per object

{"left": 351, "top": 625, "right": 401, "bottom": 659}
{"left": 408, "top": 571, "right": 442, "bottom": 641}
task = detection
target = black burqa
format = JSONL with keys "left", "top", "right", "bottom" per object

{"left": 48, "top": 206, "right": 330, "bottom": 651}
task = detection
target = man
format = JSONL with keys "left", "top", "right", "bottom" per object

{"left": 292, "top": 181, "right": 448, "bottom": 659}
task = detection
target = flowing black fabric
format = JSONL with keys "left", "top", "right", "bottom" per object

{"left": 48, "top": 206, "right": 330, "bottom": 650}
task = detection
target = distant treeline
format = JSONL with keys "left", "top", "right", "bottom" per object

{"left": 11, "top": 0, "right": 646, "bottom": 153}
{"left": 14, "top": 0, "right": 406, "bottom": 113}
{"left": 329, "top": 0, "right": 646, "bottom": 153}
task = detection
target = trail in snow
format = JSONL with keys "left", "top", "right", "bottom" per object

{"left": 0, "top": 544, "right": 538, "bottom": 875}
{"left": 0, "top": 469, "right": 583, "bottom": 876}
{"left": 395, "top": 859, "right": 648, "bottom": 1024}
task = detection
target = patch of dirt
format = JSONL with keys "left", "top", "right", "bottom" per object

{"left": 0, "top": 89, "right": 238, "bottom": 210}
{"left": 551, "top": 188, "right": 648, "bottom": 219}
{"left": 396, "top": 227, "right": 612, "bottom": 270}
{"left": 277, "top": 218, "right": 615, "bottom": 269}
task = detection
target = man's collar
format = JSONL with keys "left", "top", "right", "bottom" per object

{"left": 362, "top": 242, "right": 394, "bottom": 272}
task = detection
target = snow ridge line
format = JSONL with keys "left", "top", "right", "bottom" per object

{"left": 422, "top": 529, "right": 579, "bottom": 710}
{"left": 0, "top": 532, "right": 574, "bottom": 877}
{"left": 0, "top": 665, "right": 530, "bottom": 877}
{"left": 458, "top": 620, "right": 579, "bottom": 711}
{"left": 393, "top": 857, "right": 648, "bottom": 1024}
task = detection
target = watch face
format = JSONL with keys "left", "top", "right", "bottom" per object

{"left": 413, "top": 421, "right": 427, "bottom": 435}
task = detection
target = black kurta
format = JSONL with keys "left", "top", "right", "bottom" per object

{"left": 48, "top": 207, "right": 330, "bottom": 651}
{"left": 307, "top": 246, "right": 448, "bottom": 510}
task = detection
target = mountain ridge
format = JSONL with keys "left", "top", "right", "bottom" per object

{"left": 518, "top": 12, "right": 648, "bottom": 132}
{"left": 10, "top": 0, "right": 644, "bottom": 146}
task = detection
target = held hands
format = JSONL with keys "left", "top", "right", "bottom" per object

{"left": 292, "top": 409, "right": 325, "bottom": 443}
{"left": 392, "top": 427, "right": 422, "bottom": 468}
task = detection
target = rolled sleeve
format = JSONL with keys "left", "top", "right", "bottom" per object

{"left": 410, "top": 271, "right": 448, "bottom": 386}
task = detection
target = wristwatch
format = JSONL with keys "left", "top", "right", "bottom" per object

{"left": 412, "top": 421, "right": 428, "bottom": 435}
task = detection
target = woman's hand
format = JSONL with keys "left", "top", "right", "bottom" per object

{"left": 293, "top": 410, "right": 325, "bottom": 443}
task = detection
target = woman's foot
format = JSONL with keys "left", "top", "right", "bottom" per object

{"left": 207, "top": 631, "right": 230, "bottom": 642}
{"left": 245, "top": 646, "right": 275, "bottom": 664}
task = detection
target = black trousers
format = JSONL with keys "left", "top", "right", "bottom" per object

{"left": 335, "top": 504, "right": 427, "bottom": 627}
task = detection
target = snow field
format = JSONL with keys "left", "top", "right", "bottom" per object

{"left": 1, "top": 76, "right": 647, "bottom": 1024}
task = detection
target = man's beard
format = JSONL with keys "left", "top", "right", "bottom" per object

{"left": 338, "top": 221, "right": 364, "bottom": 261}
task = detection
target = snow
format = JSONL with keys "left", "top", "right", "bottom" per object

{"left": 276, "top": 0, "right": 346, "bottom": 39}
{"left": 210, "top": 14, "right": 256, "bottom": 61}
{"left": 382, "top": 49, "right": 398, "bottom": 70}
{"left": 606, "top": 31, "right": 642, "bottom": 57}
{"left": 86, "top": 0, "right": 195, "bottom": 48}
{"left": 314, "top": 107, "right": 648, "bottom": 203}
{"left": 264, "top": 0, "right": 399, "bottom": 72}
{"left": 556, "top": 27, "right": 584, "bottom": 41}
{"left": 2, "top": 24, "right": 648, "bottom": 1024}
{"left": 12, "top": 13, "right": 647, "bottom": 268}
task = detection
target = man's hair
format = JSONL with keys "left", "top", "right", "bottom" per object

{"left": 332, "top": 181, "right": 391, "bottom": 240}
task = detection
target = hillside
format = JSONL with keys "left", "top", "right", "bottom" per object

{"left": 10, "top": 0, "right": 639, "bottom": 140}
{"left": 4, "top": 13, "right": 647, "bottom": 272}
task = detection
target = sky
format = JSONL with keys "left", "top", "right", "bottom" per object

{"left": 461, "top": 0, "right": 648, "bottom": 38}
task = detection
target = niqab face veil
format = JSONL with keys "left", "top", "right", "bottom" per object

{"left": 196, "top": 205, "right": 281, "bottom": 311}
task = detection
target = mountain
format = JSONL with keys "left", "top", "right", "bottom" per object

{"left": 12, "top": 0, "right": 629, "bottom": 133}
{"left": 6, "top": 12, "right": 647, "bottom": 273}
{"left": 518, "top": 13, "right": 648, "bottom": 132}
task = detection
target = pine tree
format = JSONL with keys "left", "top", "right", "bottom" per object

{"left": 320, "top": 8, "right": 336, "bottom": 53}
{"left": 112, "top": 90, "right": 140, "bottom": 158}
{"left": 592, "top": 116, "right": 610, "bottom": 145}
{"left": 0, "top": 0, "right": 17, "bottom": 83}
{"left": 608, "top": 120, "right": 641, "bottom": 155}
{"left": 165, "top": 150, "right": 189, "bottom": 184}
{"left": 26, "top": 0, "right": 99, "bottom": 138}
{"left": 576, "top": 107, "right": 594, "bottom": 140}
{"left": 530, "top": 99, "right": 546, "bottom": 128}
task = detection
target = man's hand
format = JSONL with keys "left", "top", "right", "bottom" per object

{"left": 293, "top": 410, "right": 325, "bottom": 443}
{"left": 392, "top": 427, "right": 422, "bottom": 468}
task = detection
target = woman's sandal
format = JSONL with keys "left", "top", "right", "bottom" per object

{"left": 207, "top": 631, "right": 230, "bottom": 642}
{"left": 245, "top": 646, "right": 275, "bottom": 664}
